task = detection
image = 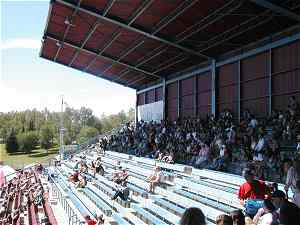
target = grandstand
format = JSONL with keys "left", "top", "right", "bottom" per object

{"left": 2, "top": 0, "right": 300, "bottom": 224}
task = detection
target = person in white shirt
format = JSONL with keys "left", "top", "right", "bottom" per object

{"left": 253, "top": 135, "right": 265, "bottom": 162}
{"left": 252, "top": 199, "right": 278, "bottom": 225}
{"left": 147, "top": 166, "right": 162, "bottom": 193}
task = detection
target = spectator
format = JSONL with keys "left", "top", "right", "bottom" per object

{"left": 216, "top": 214, "right": 233, "bottom": 225}
{"left": 112, "top": 168, "right": 128, "bottom": 185}
{"left": 292, "top": 180, "right": 300, "bottom": 207}
{"left": 68, "top": 170, "right": 79, "bottom": 183}
{"left": 230, "top": 210, "right": 245, "bottom": 225}
{"left": 279, "top": 198, "right": 300, "bottom": 224}
{"left": 111, "top": 182, "right": 130, "bottom": 201}
{"left": 238, "top": 169, "right": 269, "bottom": 217}
{"left": 91, "top": 157, "right": 104, "bottom": 177}
{"left": 285, "top": 159, "right": 300, "bottom": 196}
{"left": 76, "top": 173, "right": 87, "bottom": 188}
{"left": 252, "top": 199, "right": 278, "bottom": 225}
{"left": 96, "top": 214, "right": 105, "bottom": 225}
{"left": 180, "top": 207, "right": 206, "bottom": 225}
{"left": 146, "top": 166, "right": 162, "bottom": 193}
{"left": 84, "top": 215, "right": 97, "bottom": 225}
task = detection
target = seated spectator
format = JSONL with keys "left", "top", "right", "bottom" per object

{"left": 84, "top": 215, "right": 97, "bottom": 225}
{"left": 194, "top": 143, "right": 210, "bottom": 169}
{"left": 253, "top": 134, "right": 266, "bottom": 162}
{"left": 79, "top": 161, "right": 88, "bottom": 173}
{"left": 180, "top": 207, "right": 206, "bottom": 225}
{"left": 238, "top": 169, "right": 269, "bottom": 217}
{"left": 96, "top": 214, "right": 105, "bottom": 225}
{"left": 162, "top": 151, "right": 175, "bottom": 163}
{"left": 285, "top": 159, "right": 300, "bottom": 196}
{"left": 252, "top": 199, "right": 278, "bottom": 225}
{"left": 77, "top": 173, "right": 87, "bottom": 188}
{"left": 146, "top": 166, "right": 162, "bottom": 193}
{"left": 230, "top": 210, "right": 245, "bottom": 225}
{"left": 112, "top": 168, "right": 128, "bottom": 185}
{"left": 279, "top": 197, "right": 300, "bottom": 225}
{"left": 292, "top": 180, "right": 300, "bottom": 207}
{"left": 209, "top": 144, "right": 230, "bottom": 171}
{"left": 91, "top": 157, "right": 104, "bottom": 177}
{"left": 111, "top": 182, "right": 130, "bottom": 201}
{"left": 216, "top": 214, "right": 233, "bottom": 225}
{"left": 68, "top": 170, "right": 79, "bottom": 183}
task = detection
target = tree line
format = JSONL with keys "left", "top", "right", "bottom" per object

{"left": 0, "top": 107, "right": 134, "bottom": 153}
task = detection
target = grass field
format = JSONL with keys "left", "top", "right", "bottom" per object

{"left": 0, "top": 144, "right": 59, "bottom": 169}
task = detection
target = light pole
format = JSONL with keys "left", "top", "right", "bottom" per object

{"left": 59, "top": 95, "right": 65, "bottom": 160}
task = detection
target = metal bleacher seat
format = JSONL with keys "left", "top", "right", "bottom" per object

{"left": 131, "top": 203, "right": 169, "bottom": 225}
{"left": 146, "top": 203, "right": 181, "bottom": 225}
{"left": 156, "top": 188, "right": 222, "bottom": 224}
{"left": 174, "top": 177, "right": 241, "bottom": 209}
{"left": 153, "top": 197, "right": 185, "bottom": 216}
{"left": 83, "top": 186, "right": 113, "bottom": 216}
{"left": 174, "top": 189, "right": 237, "bottom": 213}
{"left": 111, "top": 213, "right": 131, "bottom": 225}
{"left": 186, "top": 177, "right": 237, "bottom": 194}
{"left": 192, "top": 169, "right": 243, "bottom": 186}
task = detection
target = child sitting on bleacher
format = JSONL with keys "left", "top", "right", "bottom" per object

{"left": 76, "top": 173, "right": 87, "bottom": 188}
{"left": 146, "top": 166, "right": 162, "bottom": 193}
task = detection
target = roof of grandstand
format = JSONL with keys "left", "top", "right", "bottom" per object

{"left": 40, "top": 0, "right": 300, "bottom": 90}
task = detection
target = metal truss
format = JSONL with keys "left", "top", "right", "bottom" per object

{"left": 46, "top": 34, "right": 161, "bottom": 79}
{"left": 249, "top": 0, "right": 300, "bottom": 22}
{"left": 56, "top": 0, "right": 211, "bottom": 60}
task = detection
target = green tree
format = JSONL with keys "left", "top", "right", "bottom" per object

{"left": 40, "top": 123, "right": 55, "bottom": 152}
{"left": 5, "top": 131, "right": 19, "bottom": 153}
{"left": 17, "top": 131, "right": 39, "bottom": 153}
{"left": 77, "top": 126, "right": 99, "bottom": 144}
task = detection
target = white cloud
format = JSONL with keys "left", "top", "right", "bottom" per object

{"left": 0, "top": 38, "right": 41, "bottom": 50}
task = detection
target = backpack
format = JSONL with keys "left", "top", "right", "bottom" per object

{"left": 244, "top": 199, "right": 264, "bottom": 216}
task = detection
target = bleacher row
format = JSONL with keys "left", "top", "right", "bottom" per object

{"left": 48, "top": 149, "right": 288, "bottom": 225}
{"left": 0, "top": 170, "right": 57, "bottom": 225}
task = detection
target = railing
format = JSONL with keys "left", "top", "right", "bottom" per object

{"left": 49, "top": 175, "right": 85, "bottom": 225}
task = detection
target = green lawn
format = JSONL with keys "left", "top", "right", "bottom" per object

{"left": 0, "top": 144, "right": 59, "bottom": 169}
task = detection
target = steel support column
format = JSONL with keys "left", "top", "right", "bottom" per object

{"left": 194, "top": 75, "right": 198, "bottom": 117}
{"left": 177, "top": 80, "right": 181, "bottom": 119}
{"left": 237, "top": 60, "right": 241, "bottom": 122}
{"left": 135, "top": 90, "right": 138, "bottom": 124}
{"left": 211, "top": 59, "right": 216, "bottom": 116}
{"left": 268, "top": 49, "right": 272, "bottom": 116}
{"left": 163, "top": 78, "right": 166, "bottom": 121}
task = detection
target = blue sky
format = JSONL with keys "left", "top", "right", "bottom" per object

{"left": 0, "top": 0, "right": 135, "bottom": 117}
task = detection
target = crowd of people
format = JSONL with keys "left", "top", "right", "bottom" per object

{"left": 100, "top": 96, "right": 300, "bottom": 182}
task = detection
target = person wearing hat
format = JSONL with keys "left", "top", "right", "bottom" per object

{"left": 238, "top": 168, "right": 270, "bottom": 206}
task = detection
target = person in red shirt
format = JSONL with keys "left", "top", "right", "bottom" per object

{"left": 84, "top": 215, "right": 97, "bottom": 225}
{"left": 238, "top": 168, "right": 269, "bottom": 206}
